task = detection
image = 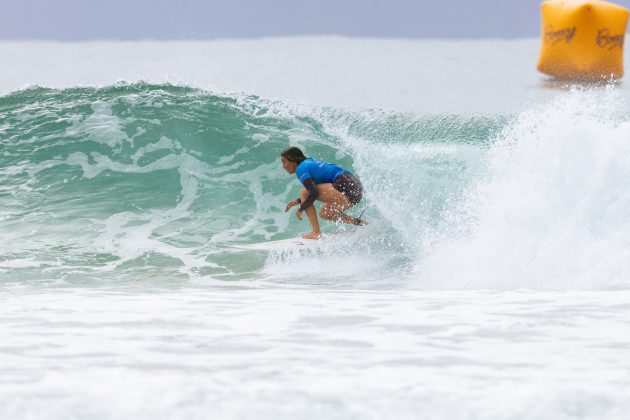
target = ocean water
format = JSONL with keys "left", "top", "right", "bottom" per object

{"left": 2, "top": 38, "right": 630, "bottom": 419}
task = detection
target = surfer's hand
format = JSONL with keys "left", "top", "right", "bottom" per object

{"left": 295, "top": 208, "right": 303, "bottom": 220}
{"left": 285, "top": 199, "right": 299, "bottom": 212}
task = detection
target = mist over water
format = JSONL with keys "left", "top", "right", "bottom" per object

{"left": 419, "top": 87, "right": 630, "bottom": 289}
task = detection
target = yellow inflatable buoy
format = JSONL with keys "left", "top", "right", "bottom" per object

{"left": 537, "top": 0, "right": 629, "bottom": 80}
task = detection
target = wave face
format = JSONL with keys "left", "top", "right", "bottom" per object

{"left": 1, "top": 83, "right": 628, "bottom": 289}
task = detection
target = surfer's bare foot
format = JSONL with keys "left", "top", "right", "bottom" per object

{"left": 302, "top": 231, "right": 321, "bottom": 240}
{"left": 355, "top": 218, "right": 368, "bottom": 226}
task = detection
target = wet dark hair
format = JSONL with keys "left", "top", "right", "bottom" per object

{"left": 281, "top": 147, "right": 307, "bottom": 164}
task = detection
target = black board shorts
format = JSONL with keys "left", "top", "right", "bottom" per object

{"left": 333, "top": 173, "right": 363, "bottom": 205}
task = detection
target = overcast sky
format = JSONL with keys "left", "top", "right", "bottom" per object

{"left": 1, "top": 0, "right": 629, "bottom": 40}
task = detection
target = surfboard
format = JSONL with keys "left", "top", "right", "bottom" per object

{"left": 232, "top": 232, "right": 354, "bottom": 252}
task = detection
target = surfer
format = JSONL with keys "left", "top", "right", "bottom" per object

{"left": 281, "top": 147, "right": 365, "bottom": 239}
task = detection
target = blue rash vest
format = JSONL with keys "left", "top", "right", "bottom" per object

{"left": 295, "top": 158, "right": 348, "bottom": 185}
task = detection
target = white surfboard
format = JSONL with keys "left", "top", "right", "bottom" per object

{"left": 232, "top": 232, "right": 354, "bottom": 252}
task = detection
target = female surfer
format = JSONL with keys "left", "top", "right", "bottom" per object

{"left": 281, "top": 147, "right": 365, "bottom": 239}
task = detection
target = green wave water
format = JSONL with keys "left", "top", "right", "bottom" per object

{"left": 0, "top": 83, "right": 501, "bottom": 284}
